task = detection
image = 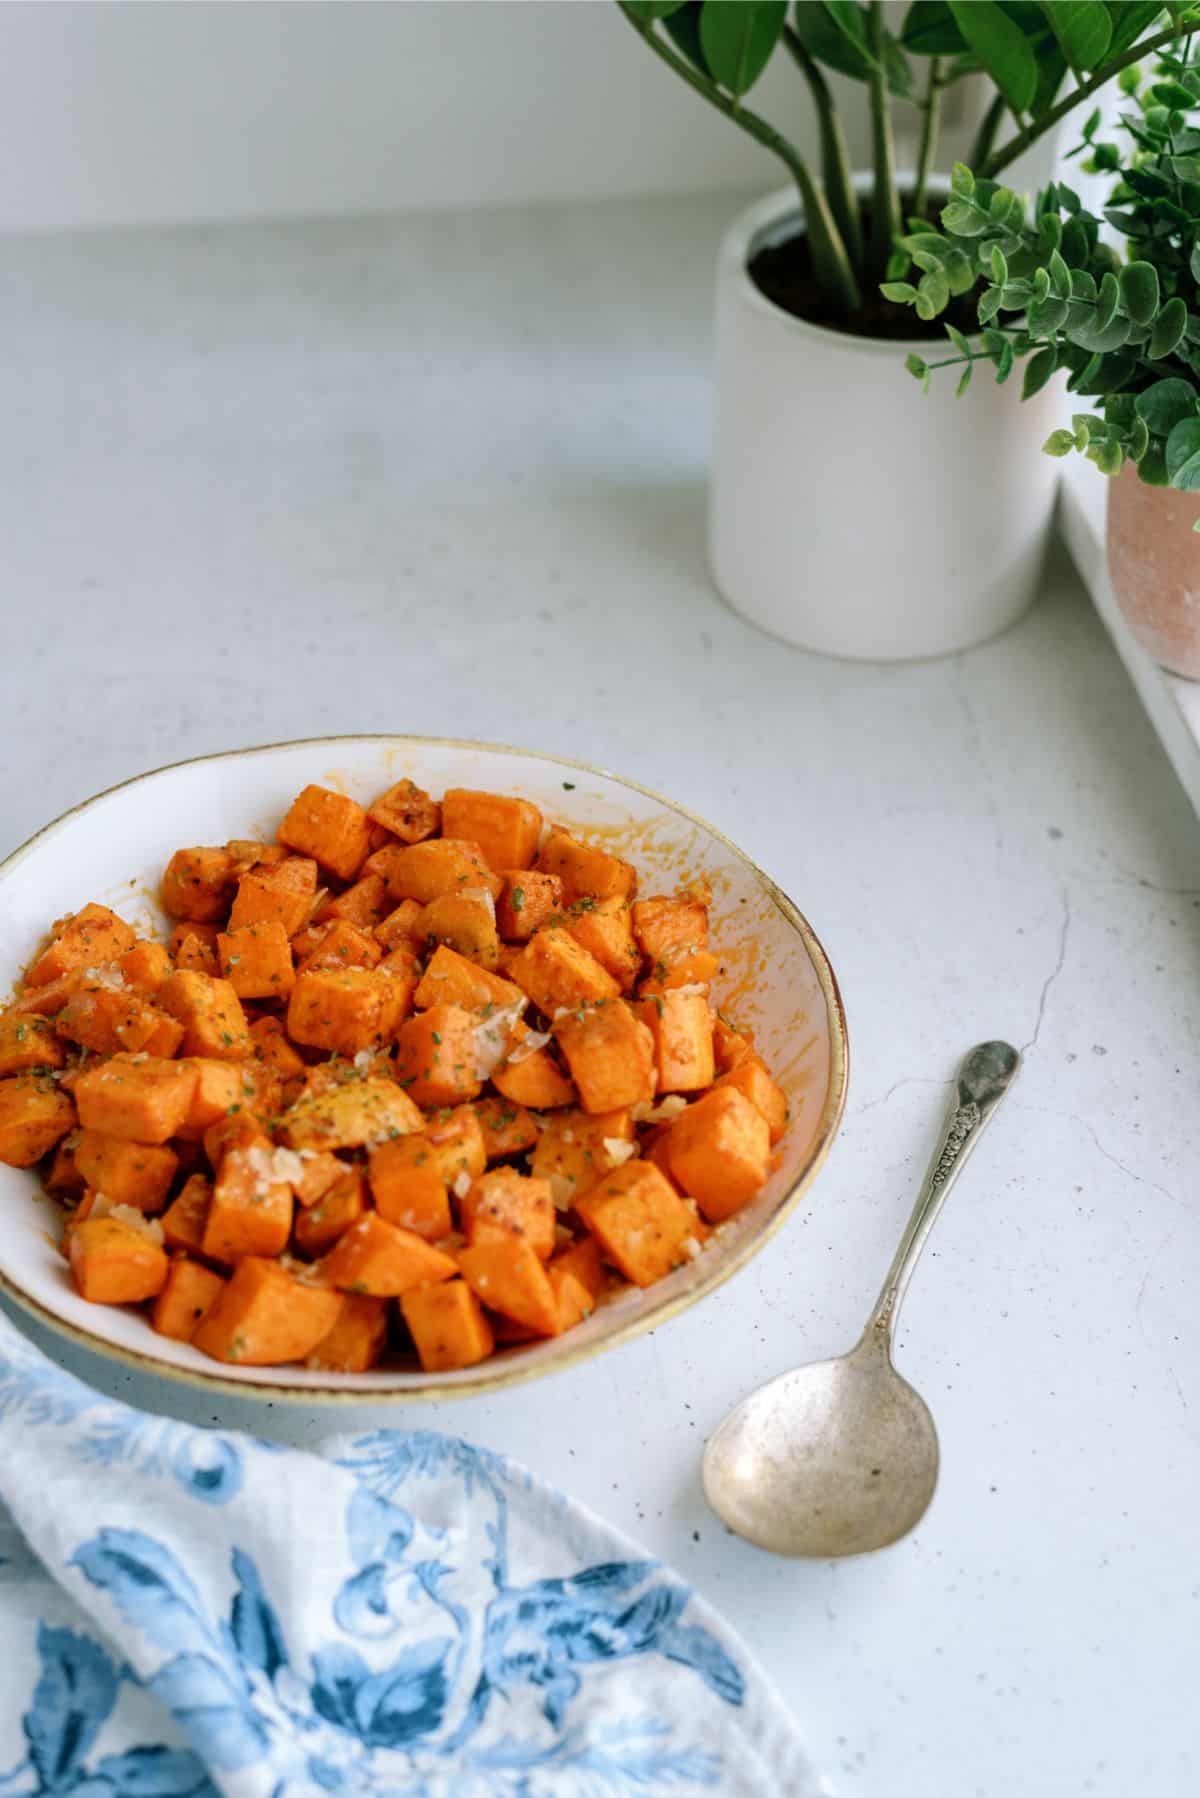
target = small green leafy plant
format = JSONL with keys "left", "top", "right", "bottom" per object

{"left": 619, "top": 1, "right": 1187, "bottom": 322}
{"left": 890, "top": 31, "right": 1200, "bottom": 503}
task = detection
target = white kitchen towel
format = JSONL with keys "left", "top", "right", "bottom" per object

{"left": 0, "top": 1313, "right": 822, "bottom": 1796}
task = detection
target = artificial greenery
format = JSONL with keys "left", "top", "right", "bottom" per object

{"left": 889, "top": 33, "right": 1200, "bottom": 498}
{"left": 619, "top": 1, "right": 1188, "bottom": 316}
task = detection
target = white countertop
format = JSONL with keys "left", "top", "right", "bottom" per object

{"left": 3, "top": 191, "right": 1198, "bottom": 1798}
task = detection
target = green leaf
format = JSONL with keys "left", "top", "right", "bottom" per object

{"left": 661, "top": 2, "right": 710, "bottom": 71}
{"left": 886, "top": 248, "right": 912, "bottom": 281}
{"left": 1061, "top": 217, "right": 1092, "bottom": 264}
{"left": 1150, "top": 296, "right": 1189, "bottom": 359}
{"left": 1135, "top": 377, "right": 1199, "bottom": 435}
{"left": 1022, "top": 344, "right": 1058, "bottom": 399}
{"left": 1092, "top": 439, "right": 1124, "bottom": 476}
{"left": 1119, "top": 261, "right": 1160, "bottom": 325}
{"left": 790, "top": 0, "right": 912, "bottom": 90}
{"left": 956, "top": 363, "right": 973, "bottom": 396}
{"left": 881, "top": 281, "right": 918, "bottom": 302}
{"left": 951, "top": 162, "right": 975, "bottom": 198}
{"left": 916, "top": 268, "right": 951, "bottom": 319}
{"left": 943, "top": 248, "right": 976, "bottom": 296}
{"left": 1027, "top": 294, "right": 1070, "bottom": 332}
{"left": 947, "top": 1, "right": 1038, "bottom": 114}
{"left": 1187, "top": 237, "right": 1200, "bottom": 286}
{"left": 1095, "top": 271, "right": 1121, "bottom": 332}
{"left": 1151, "top": 80, "right": 1197, "bottom": 111}
{"left": 905, "top": 352, "right": 932, "bottom": 392}
{"left": 1039, "top": 2, "right": 1111, "bottom": 72}
{"left": 1108, "top": 0, "right": 1165, "bottom": 57}
{"left": 1166, "top": 416, "right": 1200, "bottom": 486}
{"left": 698, "top": 0, "right": 787, "bottom": 93}
{"left": 1039, "top": 212, "right": 1063, "bottom": 251}
{"left": 946, "top": 322, "right": 974, "bottom": 358}
{"left": 900, "top": 0, "right": 966, "bottom": 53}
{"left": 1130, "top": 416, "right": 1151, "bottom": 461}
{"left": 941, "top": 198, "right": 990, "bottom": 237}
{"left": 978, "top": 287, "right": 1004, "bottom": 323}
{"left": 1033, "top": 265, "right": 1051, "bottom": 302}
{"left": 1048, "top": 248, "right": 1072, "bottom": 297}
{"left": 990, "top": 245, "right": 1010, "bottom": 283}
{"left": 1043, "top": 428, "right": 1077, "bottom": 456}
{"left": 624, "top": 0, "right": 689, "bottom": 18}
{"left": 988, "top": 187, "right": 1024, "bottom": 229}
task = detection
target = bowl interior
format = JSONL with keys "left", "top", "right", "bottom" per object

{"left": 0, "top": 738, "right": 846, "bottom": 1399}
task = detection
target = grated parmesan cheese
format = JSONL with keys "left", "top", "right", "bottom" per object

{"left": 602, "top": 1138, "right": 636, "bottom": 1166}
{"left": 549, "top": 1173, "right": 575, "bottom": 1210}
{"left": 88, "top": 1194, "right": 164, "bottom": 1244}
{"left": 353, "top": 1049, "right": 374, "bottom": 1070}
{"left": 452, "top": 1170, "right": 472, "bottom": 1200}
{"left": 459, "top": 886, "right": 497, "bottom": 921}
{"left": 632, "top": 1095, "right": 689, "bottom": 1125}
{"left": 504, "top": 1027, "right": 551, "bottom": 1067}
{"left": 82, "top": 964, "right": 127, "bottom": 992}
{"left": 246, "top": 1145, "right": 308, "bottom": 1187}
{"left": 473, "top": 1000, "right": 526, "bottom": 1078}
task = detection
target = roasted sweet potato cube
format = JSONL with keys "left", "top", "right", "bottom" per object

{"left": 631, "top": 895, "right": 709, "bottom": 961}
{"left": 457, "top": 1236, "right": 560, "bottom": 1336}
{"left": 535, "top": 829, "right": 637, "bottom": 904}
{"left": 217, "top": 920, "right": 295, "bottom": 1000}
{"left": 298, "top": 920, "right": 382, "bottom": 972}
{"left": 45, "top": 1136, "right": 85, "bottom": 1197}
{"left": 637, "top": 990, "right": 715, "bottom": 1094}
{"left": 316, "top": 874, "right": 389, "bottom": 931}
{"left": 638, "top": 944, "right": 721, "bottom": 994}
{"left": 69, "top": 1216, "right": 168, "bottom": 1305}
{"left": 368, "top": 1138, "right": 452, "bottom": 1240}
{"left": 565, "top": 898, "right": 642, "bottom": 992}
{"left": 400, "top": 1279, "right": 494, "bottom": 1372}
{"left": 294, "top": 1169, "right": 367, "bottom": 1257}
{"left": 552, "top": 999, "right": 655, "bottom": 1115}
{"left": 373, "top": 899, "right": 424, "bottom": 954}
{"left": 0, "top": 1012, "right": 65, "bottom": 1077}
{"left": 286, "top": 1150, "right": 346, "bottom": 1208}
{"left": 495, "top": 870, "right": 563, "bottom": 943}
{"left": 117, "top": 941, "right": 173, "bottom": 999}
{"left": 202, "top": 1114, "right": 268, "bottom": 1170}
{"left": 714, "top": 1056, "right": 788, "bottom": 1142}
{"left": 55, "top": 985, "right": 170, "bottom": 1058}
{"left": 171, "top": 924, "right": 220, "bottom": 975}
{"left": 317, "top": 1213, "right": 458, "bottom": 1296}
{"left": 576, "top": 1160, "right": 700, "bottom": 1286}
{"left": 152, "top": 1258, "right": 225, "bottom": 1341}
{"left": 229, "top": 857, "right": 319, "bottom": 936}
{"left": 491, "top": 1024, "right": 576, "bottom": 1110}
{"left": 305, "top": 1293, "right": 390, "bottom": 1372}
{"left": 250, "top": 1015, "right": 306, "bottom": 1082}
{"left": 161, "top": 847, "right": 237, "bottom": 923}
{"left": 192, "top": 1257, "right": 343, "bottom": 1364}
{"left": 367, "top": 778, "right": 441, "bottom": 844}
{"left": 202, "top": 1143, "right": 293, "bottom": 1261}
{"left": 26, "top": 904, "right": 136, "bottom": 988}
{"left": 413, "top": 945, "right": 524, "bottom": 1017}
{"left": 159, "top": 971, "right": 251, "bottom": 1061}
{"left": 441, "top": 789, "right": 543, "bottom": 871}
{"left": 226, "top": 839, "right": 289, "bottom": 875}
{"left": 277, "top": 785, "right": 371, "bottom": 882}
{"left": 386, "top": 839, "right": 502, "bottom": 905}
{"left": 287, "top": 967, "right": 407, "bottom": 1057}
{"left": 14, "top": 972, "right": 84, "bottom": 1017}
{"left": 712, "top": 1015, "right": 756, "bottom": 1073}
{"left": 461, "top": 1168, "right": 555, "bottom": 1260}
{"left": 277, "top": 1078, "right": 423, "bottom": 1152}
{"left": 472, "top": 1096, "right": 538, "bottom": 1160}
{"left": 394, "top": 1004, "right": 482, "bottom": 1108}
{"left": 416, "top": 894, "right": 500, "bottom": 971}
{"left": 74, "top": 1130, "right": 178, "bottom": 1214}
{"left": 0, "top": 1073, "right": 76, "bottom": 1166}
{"left": 529, "top": 1108, "right": 634, "bottom": 1207}
{"left": 176, "top": 1059, "right": 257, "bottom": 1139}
{"left": 74, "top": 1056, "right": 197, "bottom": 1144}
{"left": 548, "top": 1237, "right": 606, "bottom": 1329}
{"left": 507, "top": 929, "right": 620, "bottom": 1015}
{"left": 162, "top": 1174, "right": 212, "bottom": 1255}
{"left": 666, "top": 1085, "right": 771, "bottom": 1222}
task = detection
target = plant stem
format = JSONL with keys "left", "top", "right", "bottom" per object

{"left": 912, "top": 56, "right": 944, "bottom": 220}
{"left": 981, "top": 18, "right": 1195, "bottom": 179}
{"left": 782, "top": 24, "right": 865, "bottom": 272}
{"left": 866, "top": 0, "right": 902, "bottom": 277}
{"left": 616, "top": 2, "right": 861, "bottom": 311}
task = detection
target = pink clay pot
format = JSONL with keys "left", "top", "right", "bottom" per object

{"left": 1107, "top": 461, "right": 1200, "bottom": 678}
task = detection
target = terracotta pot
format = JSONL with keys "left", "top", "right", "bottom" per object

{"left": 1107, "top": 461, "right": 1200, "bottom": 678}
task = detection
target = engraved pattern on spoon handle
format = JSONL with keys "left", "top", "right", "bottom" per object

{"left": 863, "top": 1041, "right": 1020, "bottom": 1350}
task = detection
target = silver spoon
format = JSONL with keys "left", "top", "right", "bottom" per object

{"left": 702, "top": 1040, "right": 1020, "bottom": 1557}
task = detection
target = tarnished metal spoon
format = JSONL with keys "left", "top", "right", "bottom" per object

{"left": 703, "top": 1041, "right": 1020, "bottom": 1557}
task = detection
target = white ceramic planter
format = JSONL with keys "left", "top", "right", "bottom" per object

{"left": 709, "top": 184, "right": 1062, "bottom": 661}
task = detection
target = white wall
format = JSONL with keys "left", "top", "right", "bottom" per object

{"left": 0, "top": 1, "right": 885, "bottom": 234}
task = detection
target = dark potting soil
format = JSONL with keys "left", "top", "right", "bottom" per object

{"left": 748, "top": 219, "right": 981, "bottom": 343}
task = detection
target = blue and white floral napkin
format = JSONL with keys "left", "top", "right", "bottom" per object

{"left": 0, "top": 1314, "right": 821, "bottom": 1796}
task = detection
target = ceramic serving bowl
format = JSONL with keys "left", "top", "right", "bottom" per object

{"left": 0, "top": 737, "right": 848, "bottom": 1402}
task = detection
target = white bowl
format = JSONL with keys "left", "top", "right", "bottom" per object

{"left": 0, "top": 737, "right": 848, "bottom": 1402}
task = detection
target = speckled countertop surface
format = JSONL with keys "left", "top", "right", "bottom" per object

{"left": 3, "top": 190, "right": 1199, "bottom": 1797}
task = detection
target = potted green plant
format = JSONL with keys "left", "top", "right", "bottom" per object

{"left": 885, "top": 26, "right": 1200, "bottom": 675}
{"left": 620, "top": 0, "right": 1184, "bottom": 659}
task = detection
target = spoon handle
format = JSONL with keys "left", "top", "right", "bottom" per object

{"left": 861, "top": 1041, "right": 1020, "bottom": 1351}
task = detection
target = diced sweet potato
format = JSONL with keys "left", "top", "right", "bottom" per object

{"left": 141, "top": 1012, "right": 187, "bottom": 1057}
{"left": 152, "top": 1258, "right": 225, "bottom": 1341}
{"left": 74, "top": 1130, "right": 178, "bottom": 1214}
{"left": 249, "top": 1015, "right": 306, "bottom": 1082}
{"left": 277, "top": 785, "right": 372, "bottom": 882}
{"left": 369, "top": 1105, "right": 485, "bottom": 1237}
{"left": 116, "top": 941, "right": 173, "bottom": 999}
{"left": 638, "top": 944, "right": 722, "bottom": 994}
{"left": 529, "top": 1108, "right": 634, "bottom": 1206}
{"left": 636, "top": 990, "right": 715, "bottom": 1094}
{"left": 367, "top": 778, "right": 441, "bottom": 844}
{"left": 177, "top": 1059, "right": 256, "bottom": 1138}
{"left": 287, "top": 967, "right": 407, "bottom": 1057}
{"left": 202, "top": 1113, "right": 268, "bottom": 1170}
{"left": 217, "top": 920, "right": 295, "bottom": 1001}
{"left": 631, "top": 895, "right": 709, "bottom": 961}
{"left": 413, "top": 945, "right": 525, "bottom": 1015}
{"left": 548, "top": 1236, "right": 606, "bottom": 1329}
{"left": 666, "top": 1085, "right": 771, "bottom": 1222}
{"left": 506, "top": 928, "right": 620, "bottom": 1016}
{"left": 227, "top": 839, "right": 289, "bottom": 874}
{"left": 170, "top": 920, "right": 220, "bottom": 959}
{"left": 386, "top": 839, "right": 502, "bottom": 904}
{"left": 297, "top": 920, "right": 382, "bottom": 973}
{"left": 714, "top": 1056, "right": 788, "bottom": 1142}
{"left": 202, "top": 1143, "right": 293, "bottom": 1261}
{"left": 74, "top": 1056, "right": 198, "bottom": 1144}
{"left": 13, "top": 972, "right": 84, "bottom": 1017}
{"left": 317, "top": 1213, "right": 458, "bottom": 1296}
{"left": 69, "top": 1216, "right": 168, "bottom": 1305}
{"left": 400, "top": 1279, "right": 494, "bottom": 1371}
{"left": 394, "top": 1004, "right": 482, "bottom": 1108}
{"left": 46, "top": 1135, "right": 85, "bottom": 1197}
{"left": 290, "top": 1150, "right": 348, "bottom": 1208}
{"left": 564, "top": 898, "right": 642, "bottom": 992}
{"left": 315, "top": 874, "right": 389, "bottom": 930}
{"left": 26, "top": 904, "right": 136, "bottom": 988}
{"left": 576, "top": 1160, "right": 700, "bottom": 1286}
{"left": 416, "top": 894, "right": 500, "bottom": 970}
{"left": 472, "top": 1096, "right": 538, "bottom": 1160}
{"left": 460, "top": 1168, "right": 555, "bottom": 1260}
{"left": 172, "top": 927, "right": 219, "bottom": 975}
{"left": 457, "top": 1236, "right": 560, "bottom": 1336}
{"left": 441, "top": 789, "right": 543, "bottom": 871}
{"left": 553, "top": 1000, "right": 655, "bottom": 1115}
{"left": 305, "top": 1293, "right": 389, "bottom": 1372}
{"left": 536, "top": 828, "right": 637, "bottom": 903}
{"left": 490, "top": 1025, "right": 576, "bottom": 1110}
{"left": 228, "top": 858, "right": 319, "bottom": 937}
{"left": 158, "top": 971, "right": 251, "bottom": 1061}
{"left": 0, "top": 1073, "right": 76, "bottom": 1166}
{"left": 0, "top": 1012, "right": 65, "bottom": 1076}
{"left": 294, "top": 1169, "right": 367, "bottom": 1257}
{"left": 495, "top": 870, "right": 563, "bottom": 942}
{"left": 161, "top": 1173, "right": 212, "bottom": 1255}
{"left": 161, "top": 847, "right": 237, "bottom": 923}
{"left": 712, "top": 1015, "right": 756, "bottom": 1073}
{"left": 373, "top": 899, "right": 424, "bottom": 954}
{"left": 55, "top": 985, "right": 175, "bottom": 1058}
{"left": 278, "top": 1078, "right": 423, "bottom": 1152}
{"left": 192, "top": 1257, "right": 343, "bottom": 1364}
